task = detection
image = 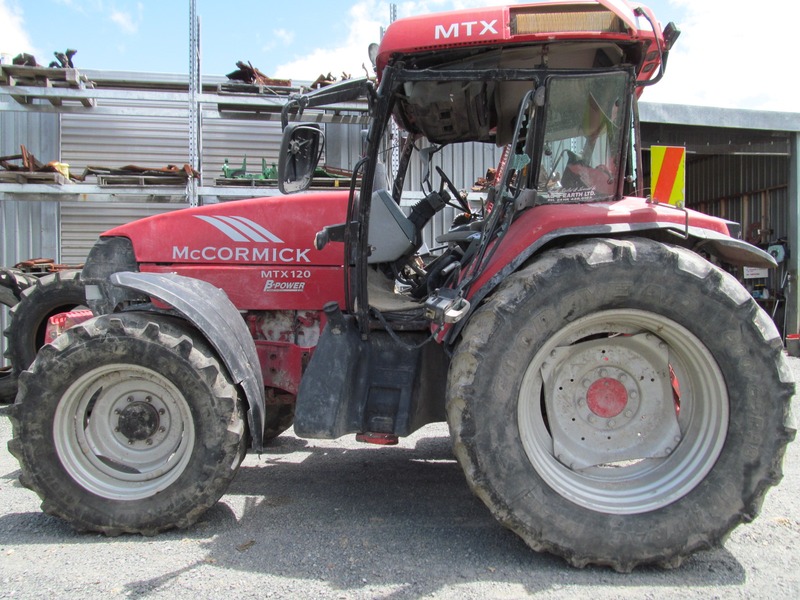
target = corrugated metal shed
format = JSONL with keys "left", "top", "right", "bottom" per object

{"left": 60, "top": 201, "right": 188, "bottom": 265}
{"left": 203, "top": 117, "right": 283, "bottom": 185}
{"left": 61, "top": 100, "right": 189, "bottom": 179}
{"left": 0, "top": 98, "right": 60, "bottom": 162}
{"left": 0, "top": 198, "right": 60, "bottom": 367}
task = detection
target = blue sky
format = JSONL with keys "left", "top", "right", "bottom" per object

{"left": 2, "top": 0, "right": 798, "bottom": 112}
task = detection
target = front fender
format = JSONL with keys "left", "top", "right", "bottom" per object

{"left": 110, "top": 272, "right": 266, "bottom": 449}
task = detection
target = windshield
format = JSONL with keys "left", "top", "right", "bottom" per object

{"left": 537, "top": 72, "right": 628, "bottom": 203}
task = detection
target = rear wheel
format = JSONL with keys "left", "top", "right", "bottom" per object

{"left": 447, "top": 238, "right": 795, "bottom": 571}
{"left": 7, "top": 312, "right": 246, "bottom": 535}
{"left": 4, "top": 269, "right": 86, "bottom": 373}
{"left": 0, "top": 367, "right": 15, "bottom": 403}
{"left": 1, "top": 268, "right": 37, "bottom": 403}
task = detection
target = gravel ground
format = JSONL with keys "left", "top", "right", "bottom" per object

{"left": 0, "top": 358, "right": 798, "bottom": 599}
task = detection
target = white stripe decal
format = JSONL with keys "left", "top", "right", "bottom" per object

{"left": 194, "top": 215, "right": 249, "bottom": 242}
{"left": 216, "top": 216, "right": 268, "bottom": 242}
{"left": 228, "top": 216, "right": 284, "bottom": 243}
{"left": 194, "top": 215, "right": 284, "bottom": 243}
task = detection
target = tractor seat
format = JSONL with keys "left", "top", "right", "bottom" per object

{"left": 367, "top": 190, "right": 417, "bottom": 264}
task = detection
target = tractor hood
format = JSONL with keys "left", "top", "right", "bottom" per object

{"left": 102, "top": 193, "right": 349, "bottom": 267}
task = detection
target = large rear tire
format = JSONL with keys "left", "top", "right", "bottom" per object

{"left": 0, "top": 367, "right": 15, "bottom": 403}
{"left": 7, "top": 312, "right": 246, "bottom": 535}
{"left": 447, "top": 238, "right": 795, "bottom": 571}
{"left": 1, "top": 268, "right": 37, "bottom": 403}
{"left": 4, "top": 269, "right": 86, "bottom": 374}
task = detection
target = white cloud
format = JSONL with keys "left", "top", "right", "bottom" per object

{"left": 263, "top": 28, "right": 295, "bottom": 53}
{"left": 271, "top": 0, "right": 796, "bottom": 113}
{"left": 53, "top": 0, "right": 104, "bottom": 15}
{"left": 275, "top": 29, "right": 294, "bottom": 45}
{"left": 0, "top": 0, "right": 39, "bottom": 57}
{"left": 273, "top": 0, "right": 385, "bottom": 80}
{"left": 643, "top": 0, "right": 798, "bottom": 112}
{"left": 109, "top": 2, "right": 143, "bottom": 35}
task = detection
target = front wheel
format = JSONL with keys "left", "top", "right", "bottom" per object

{"left": 447, "top": 238, "right": 795, "bottom": 571}
{"left": 7, "top": 312, "right": 246, "bottom": 535}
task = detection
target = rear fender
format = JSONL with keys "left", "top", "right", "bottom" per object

{"left": 446, "top": 200, "right": 776, "bottom": 345}
{"left": 109, "top": 272, "right": 266, "bottom": 449}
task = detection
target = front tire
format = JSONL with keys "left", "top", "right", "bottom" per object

{"left": 7, "top": 312, "right": 246, "bottom": 535}
{"left": 447, "top": 238, "right": 795, "bottom": 571}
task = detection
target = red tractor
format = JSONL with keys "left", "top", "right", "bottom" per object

{"left": 6, "top": 1, "right": 795, "bottom": 571}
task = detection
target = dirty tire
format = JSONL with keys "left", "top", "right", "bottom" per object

{"left": 0, "top": 268, "right": 36, "bottom": 309}
{"left": 1, "top": 268, "right": 36, "bottom": 402}
{"left": 0, "top": 286, "right": 17, "bottom": 310}
{"left": 447, "top": 237, "right": 795, "bottom": 572}
{"left": 0, "top": 367, "right": 16, "bottom": 403}
{"left": 4, "top": 270, "right": 86, "bottom": 374}
{"left": 264, "top": 404, "right": 295, "bottom": 442}
{"left": 6, "top": 312, "right": 247, "bottom": 535}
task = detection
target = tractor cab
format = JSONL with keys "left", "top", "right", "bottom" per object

{"left": 277, "top": 1, "right": 672, "bottom": 335}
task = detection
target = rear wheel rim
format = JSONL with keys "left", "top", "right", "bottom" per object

{"left": 518, "top": 309, "right": 728, "bottom": 515}
{"left": 54, "top": 363, "right": 195, "bottom": 501}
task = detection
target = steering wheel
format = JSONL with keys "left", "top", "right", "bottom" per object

{"left": 435, "top": 166, "right": 470, "bottom": 212}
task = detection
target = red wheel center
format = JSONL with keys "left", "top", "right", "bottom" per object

{"left": 586, "top": 377, "right": 628, "bottom": 418}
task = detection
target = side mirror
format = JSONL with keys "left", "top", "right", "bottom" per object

{"left": 278, "top": 123, "right": 324, "bottom": 194}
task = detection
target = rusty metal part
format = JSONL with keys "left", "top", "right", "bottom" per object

{"left": 48, "top": 49, "right": 77, "bottom": 69}
{"left": 79, "top": 164, "right": 199, "bottom": 181}
{"left": 226, "top": 61, "right": 290, "bottom": 87}
{"left": 13, "top": 258, "right": 83, "bottom": 273}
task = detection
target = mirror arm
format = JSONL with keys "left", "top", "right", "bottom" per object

{"left": 281, "top": 77, "right": 374, "bottom": 130}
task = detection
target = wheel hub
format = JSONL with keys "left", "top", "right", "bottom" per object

{"left": 117, "top": 400, "right": 160, "bottom": 441}
{"left": 586, "top": 377, "right": 628, "bottom": 418}
{"left": 54, "top": 362, "right": 196, "bottom": 501}
{"left": 540, "top": 332, "right": 682, "bottom": 470}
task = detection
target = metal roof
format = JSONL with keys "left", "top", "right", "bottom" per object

{"left": 639, "top": 102, "right": 800, "bottom": 133}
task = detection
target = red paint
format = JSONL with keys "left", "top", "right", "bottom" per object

{"left": 140, "top": 264, "right": 345, "bottom": 311}
{"left": 255, "top": 340, "right": 313, "bottom": 397}
{"left": 103, "top": 192, "right": 349, "bottom": 267}
{"left": 356, "top": 432, "right": 400, "bottom": 445}
{"left": 47, "top": 309, "right": 93, "bottom": 342}
{"left": 587, "top": 378, "right": 628, "bottom": 418}
{"left": 464, "top": 197, "right": 731, "bottom": 299}
{"left": 103, "top": 192, "right": 349, "bottom": 311}
{"left": 376, "top": 1, "right": 665, "bottom": 88}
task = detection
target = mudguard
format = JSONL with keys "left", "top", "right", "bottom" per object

{"left": 445, "top": 199, "right": 777, "bottom": 346}
{"left": 110, "top": 271, "right": 266, "bottom": 449}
